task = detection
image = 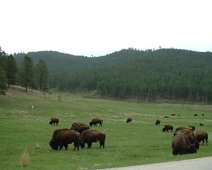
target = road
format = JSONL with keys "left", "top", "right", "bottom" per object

{"left": 98, "top": 157, "right": 212, "bottom": 170}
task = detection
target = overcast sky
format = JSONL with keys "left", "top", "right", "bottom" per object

{"left": 1, "top": 0, "right": 212, "bottom": 56}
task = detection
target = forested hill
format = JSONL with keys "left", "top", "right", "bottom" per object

{"left": 14, "top": 48, "right": 212, "bottom": 101}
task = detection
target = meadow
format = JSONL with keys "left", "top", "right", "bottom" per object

{"left": 0, "top": 87, "right": 212, "bottom": 170}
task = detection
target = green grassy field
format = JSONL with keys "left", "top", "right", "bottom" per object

{"left": 0, "top": 88, "right": 212, "bottom": 170}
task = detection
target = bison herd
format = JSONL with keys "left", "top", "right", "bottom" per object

{"left": 49, "top": 118, "right": 105, "bottom": 151}
{"left": 48, "top": 114, "right": 209, "bottom": 156}
{"left": 155, "top": 115, "right": 208, "bottom": 156}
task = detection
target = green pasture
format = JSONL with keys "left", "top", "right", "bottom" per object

{"left": 0, "top": 89, "right": 212, "bottom": 170}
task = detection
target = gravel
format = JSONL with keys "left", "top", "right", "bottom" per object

{"left": 98, "top": 156, "right": 212, "bottom": 170}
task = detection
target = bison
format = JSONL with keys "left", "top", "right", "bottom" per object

{"left": 79, "top": 129, "right": 106, "bottom": 149}
{"left": 70, "top": 122, "right": 90, "bottom": 133}
{"left": 195, "top": 131, "right": 208, "bottom": 145}
{"left": 89, "top": 118, "right": 103, "bottom": 127}
{"left": 175, "top": 128, "right": 199, "bottom": 149}
{"left": 155, "top": 119, "right": 160, "bottom": 125}
{"left": 126, "top": 117, "right": 132, "bottom": 123}
{"left": 162, "top": 125, "right": 173, "bottom": 132}
{"left": 49, "top": 117, "right": 59, "bottom": 125}
{"left": 49, "top": 128, "right": 80, "bottom": 151}
{"left": 172, "top": 133, "right": 197, "bottom": 155}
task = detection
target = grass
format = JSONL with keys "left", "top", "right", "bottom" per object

{"left": 0, "top": 88, "right": 212, "bottom": 170}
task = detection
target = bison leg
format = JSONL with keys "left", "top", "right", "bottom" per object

{"left": 64, "top": 143, "right": 68, "bottom": 150}
{"left": 99, "top": 140, "right": 105, "bottom": 148}
{"left": 87, "top": 142, "right": 92, "bottom": 148}
{"left": 59, "top": 145, "right": 63, "bottom": 150}
{"left": 172, "top": 149, "right": 178, "bottom": 155}
{"left": 73, "top": 142, "right": 79, "bottom": 151}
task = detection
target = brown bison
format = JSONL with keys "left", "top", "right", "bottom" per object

{"left": 155, "top": 119, "right": 160, "bottom": 125}
{"left": 162, "top": 125, "right": 173, "bottom": 132}
{"left": 49, "top": 117, "right": 59, "bottom": 125}
{"left": 89, "top": 118, "right": 103, "bottom": 127}
{"left": 175, "top": 128, "right": 199, "bottom": 149}
{"left": 126, "top": 117, "right": 132, "bottom": 123}
{"left": 172, "top": 133, "right": 197, "bottom": 155}
{"left": 79, "top": 129, "right": 106, "bottom": 149}
{"left": 195, "top": 131, "right": 208, "bottom": 145}
{"left": 49, "top": 128, "right": 80, "bottom": 151}
{"left": 70, "top": 122, "right": 90, "bottom": 133}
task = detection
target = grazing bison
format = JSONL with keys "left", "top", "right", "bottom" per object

{"left": 195, "top": 131, "right": 208, "bottom": 145}
{"left": 172, "top": 133, "right": 197, "bottom": 155}
{"left": 79, "top": 129, "right": 106, "bottom": 149}
{"left": 162, "top": 125, "right": 173, "bottom": 132}
{"left": 89, "top": 118, "right": 103, "bottom": 127}
{"left": 171, "top": 113, "right": 176, "bottom": 116}
{"left": 175, "top": 128, "right": 199, "bottom": 149}
{"left": 126, "top": 117, "right": 132, "bottom": 123}
{"left": 164, "top": 116, "right": 169, "bottom": 118}
{"left": 194, "top": 113, "right": 198, "bottom": 116}
{"left": 70, "top": 122, "right": 90, "bottom": 133}
{"left": 155, "top": 119, "right": 160, "bottom": 125}
{"left": 199, "top": 123, "right": 204, "bottom": 126}
{"left": 49, "top": 128, "right": 80, "bottom": 151}
{"left": 49, "top": 117, "right": 59, "bottom": 125}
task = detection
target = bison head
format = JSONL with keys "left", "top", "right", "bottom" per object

{"left": 49, "top": 140, "right": 58, "bottom": 150}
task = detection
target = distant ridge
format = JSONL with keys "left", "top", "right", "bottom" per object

{"left": 14, "top": 48, "right": 212, "bottom": 101}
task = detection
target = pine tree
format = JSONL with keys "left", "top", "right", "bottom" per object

{"left": 5, "top": 54, "right": 17, "bottom": 86}
{"left": 22, "top": 55, "right": 35, "bottom": 92}
{"left": 35, "top": 59, "right": 48, "bottom": 91}
{"left": 0, "top": 48, "right": 7, "bottom": 95}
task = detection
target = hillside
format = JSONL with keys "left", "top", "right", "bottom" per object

{"left": 14, "top": 48, "right": 212, "bottom": 101}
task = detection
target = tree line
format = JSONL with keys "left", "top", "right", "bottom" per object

{"left": 13, "top": 48, "right": 212, "bottom": 102}
{"left": 0, "top": 47, "right": 48, "bottom": 94}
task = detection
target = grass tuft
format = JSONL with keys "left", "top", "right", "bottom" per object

{"left": 20, "top": 148, "right": 30, "bottom": 167}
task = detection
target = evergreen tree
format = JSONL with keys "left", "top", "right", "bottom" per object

{"left": 35, "top": 59, "right": 48, "bottom": 91}
{"left": 22, "top": 55, "right": 35, "bottom": 92}
{"left": 5, "top": 54, "right": 17, "bottom": 86}
{"left": 0, "top": 47, "right": 7, "bottom": 95}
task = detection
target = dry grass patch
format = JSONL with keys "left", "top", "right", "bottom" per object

{"left": 20, "top": 148, "right": 30, "bottom": 167}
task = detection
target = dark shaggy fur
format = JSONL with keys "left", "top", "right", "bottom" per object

{"left": 155, "top": 119, "right": 160, "bottom": 125}
{"left": 49, "top": 128, "right": 80, "bottom": 151}
{"left": 70, "top": 122, "right": 90, "bottom": 133}
{"left": 89, "top": 118, "right": 103, "bottom": 127}
{"left": 195, "top": 131, "right": 208, "bottom": 145}
{"left": 162, "top": 125, "right": 173, "bottom": 132}
{"left": 126, "top": 117, "right": 132, "bottom": 123}
{"left": 79, "top": 129, "right": 106, "bottom": 149}
{"left": 172, "top": 133, "right": 197, "bottom": 155}
{"left": 49, "top": 117, "right": 59, "bottom": 125}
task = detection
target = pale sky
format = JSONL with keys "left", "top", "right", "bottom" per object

{"left": 1, "top": 0, "right": 212, "bottom": 56}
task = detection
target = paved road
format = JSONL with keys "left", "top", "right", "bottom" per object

{"left": 99, "top": 157, "right": 212, "bottom": 170}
